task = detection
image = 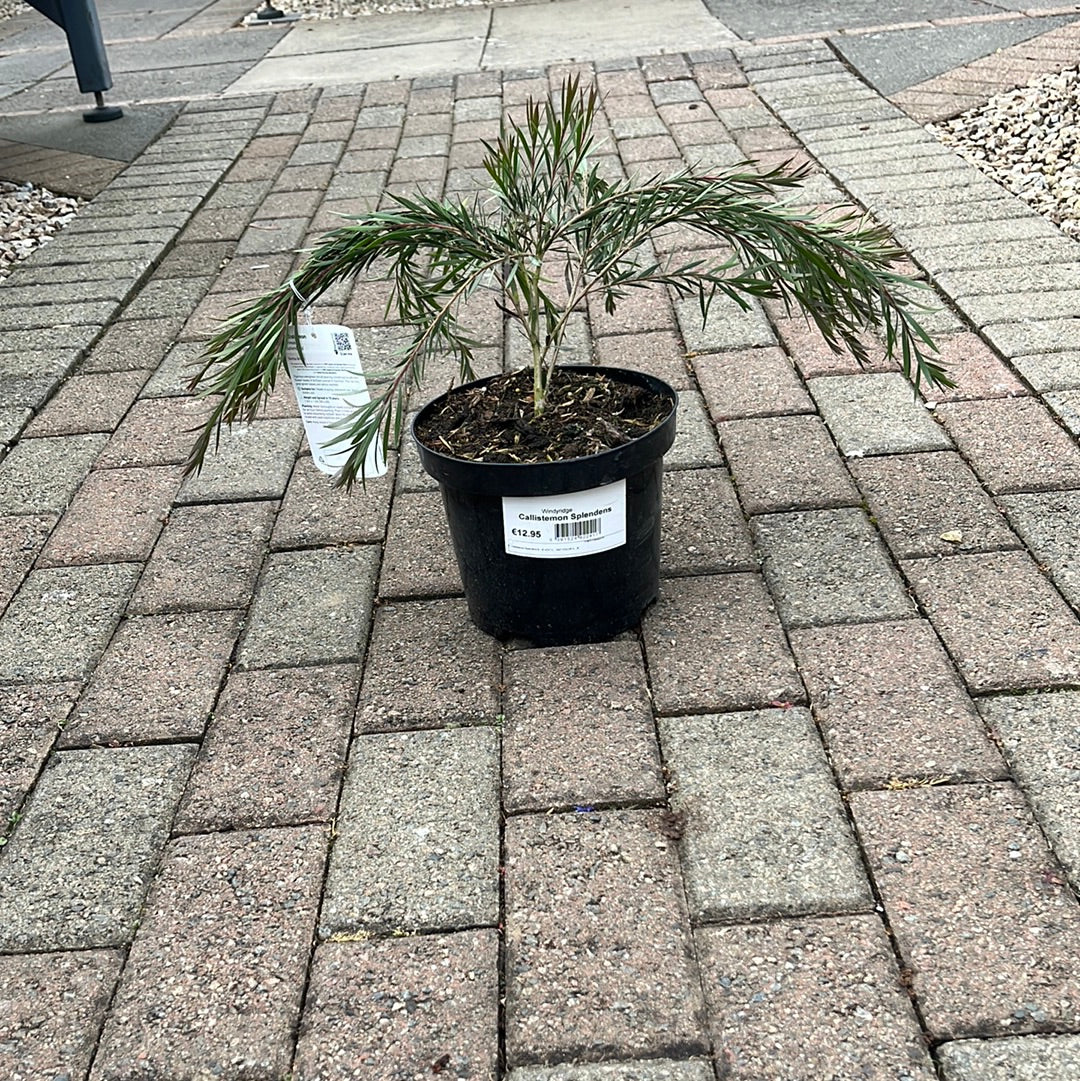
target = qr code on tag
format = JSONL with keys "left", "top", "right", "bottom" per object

{"left": 332, "top": 331, "right": 352, "bottom": 356}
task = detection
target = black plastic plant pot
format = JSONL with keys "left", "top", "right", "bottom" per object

{"left": 413, "top": 366, "right": 678, "bottom": 646}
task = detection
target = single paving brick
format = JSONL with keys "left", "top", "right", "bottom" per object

{"left": 129, "top": 501, "right": 275, "bottom": 614}
{"left": 38, "top": 465, "right": 180, "bottom": 567}
{"left": 903, "top": 551, "right": 1080, "bottom": 693}
{"left": 851, "top": 451, "right": 1019, "bottom": 559}
{"left": 722, "top": 415, "right": 859, "bottom": 514}
{"left": 175, "top": 664, "right": 357, "bottom": 832}
{"left": 0, "top": 744, "right": 195, "bottom": 951}
{"left": 509, "top": 1064, "right": 713, "bottom": 1081}
{"left": 294, "top": 931, "right": 499, "bottom": 1081}
{"left": 696, "top": 915, "right": 935, "bottom": 1080}
{"left": 0, "top": 681, "right": 80, "bottom": 823}
{"left": 0, "top": 950, "right": 124, "bottom": 1081}
{"left": 355, "top": 597, "right": 500, "bottom": 732}
{"left": 643, "top": 573, "right": 803, "bottom": 714}
{"left": 668, "top": 391, "right": 723, "bottom": 469}
{"left": 676, "top": 293, "right": 775, "bottom": 352}
{"left": 692, "top": 346, "right": 814, "bottom": 420}
{"left": 60, "top": 610, "right": 242, "bottom": 746}
{"left": 236, "top": 545, "right": 379, "bottom": 669}
{"left": 999, "top": 491, "right": 1080, "bottom": 610}
{"left": 849, "top": 783, "right": 1080, "bottom": 1039}
{"left": 791, "top": 619, "right": 1005, "bottom": 790}
{"left": 919, "top": 332, "right": 1027, "bottom": 404}
{"left": 978, "top": 691, "right": 1080, "bottom": 884}
{"left": 380, "top": 489, "right": 463, "bottom": 598}
{"left": 660, "top": 709, "right": 871, "bottom": 920}
{"left": 272, "top": 453, "right": 396, "bottom": 548}
{"left": 176, "top": 418, "right": 302, "bottom": 503}
{"left": 0, "top": 513, "right": 54, "bottom": 612}
{"left": 593, "top": 330, "right": 693, "bottom": 389}
{"left": 753, "top": 508, "right": 914, "bottom": 628}
{"left": 661, "top": 467, "right": 755, "bottom": 576}
{"left": 936, "top": 397, "right": 1080, "bottom": 494}
{"left": 24, "top": 370, "right": 149, "bottom": 437}
{"left": 1011, "top": 351, "right": 1080, "bottom": 392}
{"left": 505, "top": 809, "right": 708, "bottom": 1066}
{"left": 321, "top": 727, "right": 499, "bottom": 935}
{"left": 0, "top": 562, "right": 140, "bottom": 683}
{"left": 503, "top": 639, "right": 663, "bottom": 813}
{"left": 0, "top": 433, "right": 107, "bottom": 514}
{"left": 938, "top": 1034, "right": 1080, "bottom": 1080}
{"left": 809, "top": 373, "right": 950, "bottom": 457}
{"left": 91, "top": 826, "right": 327, "bottom": 1081}
{"left": 95, "top": 396, "right": 216, "bottom": 468}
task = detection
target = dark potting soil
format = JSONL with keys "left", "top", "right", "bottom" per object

{"left": 414, "top": 367, "right": 673, "bottom": 463}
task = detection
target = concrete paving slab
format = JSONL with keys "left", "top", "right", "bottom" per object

{"left": 355, "top": 596, "right": 501, "bottom": 732}
{"left": 175, "top": 663, "right": 357, "bottom": 832}
{"left": 0, "top": 103, "right": 180, "bottom": 162}
{"left": 0, "top": 950, "right": 123, "bottom": 1081}
{"left": 832, "top": 16, "right": 1076, "bottom": 95}
{"left": 643, "top": 573, "right": 804, "bottom": 715}
{"left": 295, "top": 931, "right": 500, "bottom": 1081}
{"left": 503, "top": 639, "right": 663, "bottom": 813}
{"left": 809, "top": 373, "right": 951, "bottom": 458}
{"left": 61, "top": 609, "right": 242, "bottom": 746}
{"left": 91, "top": 826, "right": 326, "bottom": 1081}
{"left": 487, "top": 0, "right": 736, "bottom": 70}
{"left": 791, "top": 618, "right": 1005, "bottom": 790}
{"left": 504, "top": 809, "right": 708, "bottom": 1067}
{"left": 0, "top": 433, "right": 107, "bottom": 515}
{"left": 661, "top": 466, "right": 756, "bottom": 576}
{"left": 0, "top": 513, "right": 55, "bottom": 613}
{"left": 129, "top": 500, "right": 276, "bottom": 615}
{"left": 230, "top": 38, "right": 486, "bottom": 92}
{"left": 905, "top": 550, "right": 1080, "bottom": 694}
{"left": 660, "top": 709, "right": 872, "bottom": 920}
{"left": 1000, "top": 490, "right": 1080, "bottom": 611}
{"left": 850, "top": 450, "right": 1020, "bottom": 560}
{"left": 697, "top": 915, "right": 935, "bottom": 1080}
{"left": 0, "top": 562, "right": 140, "bottom": 683}
{"left": 850, "top": 783, "right": 1080, "bottom": 1039}
{"left": 978, "top": 690, "right": 1080, "bottom": 884}
{"left": 236, "top": 545, "right": 379, "bottom": 669}
{"left": 938, "top": 1034, "right": 1080, "bottom": 1080}
{"left": 0, "top": 681, "right": 79, "bottom": 823}
{"left": 321, "top": 727, "right": 500, "bottom": 935}
{"left": 752, "top": 507, "right": 914, "bottom": 628}
{"left": 0, "top": 744, "right": 194, "bottom": 951}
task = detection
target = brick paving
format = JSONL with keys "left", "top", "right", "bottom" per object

{"left": 2, "top": 3, "right": 1080, "bottom": 1079}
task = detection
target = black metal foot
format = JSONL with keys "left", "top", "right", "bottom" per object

{"left": 83, "top": 90, "right": 123, "bottom": 123}
{"left": 255, "top": 3, "right": 284, "bottom": 17}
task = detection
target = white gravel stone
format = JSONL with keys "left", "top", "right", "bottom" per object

{"left": 246, "top": 0, "right": 529, "bottom": 20}
{"left": 0, "top": 181, "right": 83, "bottom": 281}
{"left": 933, "top": 67, "right": 1079, "bottom": 240}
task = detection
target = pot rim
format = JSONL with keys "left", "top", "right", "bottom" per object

{"left": 411, "top": 364, "right": 677, "bottom": 482}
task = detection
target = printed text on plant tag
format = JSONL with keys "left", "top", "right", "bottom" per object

{"left": 502, "top": 480, "right": 626, "bottom": 559}
{"left": 285, "top": 325, "right": 387, "bottom": 478}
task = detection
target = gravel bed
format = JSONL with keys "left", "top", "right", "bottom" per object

{"left": 249, "top": 0, "right": 531, "bottom": 19}
{"left": 933, "top": 67, "right": 1079, "bottom": 240}
{"left": 0, "top": 0, "right": 28, "bottom": 20}
{"left": 0, "top": 181, "right": 82, "bottom": 280}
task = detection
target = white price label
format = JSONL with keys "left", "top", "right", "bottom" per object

{"left": 285, "top": 324, "right": 387, "bottom": 478}
{"left": 502, "top": 480, "right": 626, "bottom": 559}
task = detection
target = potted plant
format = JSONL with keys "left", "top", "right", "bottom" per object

{"left": 185, "top": 77, "right": 949, "bottom": 646}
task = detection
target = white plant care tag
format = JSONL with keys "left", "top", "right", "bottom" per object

{"left": 502, "top": 480, "right": 627, "bottom": 559}
{"left": 285, "top": 324, "right": 387, "bottom": 478}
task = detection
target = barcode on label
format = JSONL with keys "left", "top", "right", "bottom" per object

{"left": 332, "top": 331, "right": 352, "bottom": 356}
{"left": 554, "top": 517, "right": 601, "bottom": 540}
